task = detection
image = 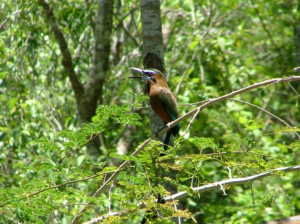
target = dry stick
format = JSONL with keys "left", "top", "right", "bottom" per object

{"left": 228, "top": 98, "right": 300, "bottom": 139}
{"left": 172, "top": 199, "right": 181, "bottom": 224}
{"left": 72, "top": 75, "right": 300, "bottom": 223}
{"left": 204, "top": 150, "right": 278, "bottom": 159}
{"left": 83, "top": 165, "right": 300, "bottom": 223}
{"left": 114, "top": 10, "right": 140, "bottom": 48}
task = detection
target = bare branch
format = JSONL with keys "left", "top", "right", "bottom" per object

{"left": 164, "top": 165, "right": 300, "bottom": 201}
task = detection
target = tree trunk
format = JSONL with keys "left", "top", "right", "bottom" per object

{"left": 140, "top": 0, "right": 169, "bottom": 146}
{"left": 294, "top": 19, "right": 300, "bottom": 69}
{"left": 39, "top": 0, "right": 113, "bottom": 159}
{"left": 78, "top": 0, "right": 113, "bottom": 158}
{"left": 140, "top": 0, "right": 182, "bottom": 223}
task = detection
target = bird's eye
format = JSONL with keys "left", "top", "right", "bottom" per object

{"left": 151, "top": 77, "right": 156, "bottom": 83}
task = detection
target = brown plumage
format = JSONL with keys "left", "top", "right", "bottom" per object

{"left": 129, "top": 68, "right": 180, "bottom": 150}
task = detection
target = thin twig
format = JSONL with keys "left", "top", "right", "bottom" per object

{"left": 82, "top": 212, "right": 122, "bottom": 224}
{"left": 229, "top": 98, "right": 300, "bottom": 139}
{"left": 215, "top": 3, "right": 245, "bottom": 23}
{"left": 227, "top": 167, "right": 232, "bottom": 179}
{"left": 287, "top": 82, "right": 300, "bottom": 99}
{"left": 57, "top": 133, "right": 100, "bottom": 164}
{"left": 250, "top": 181, "right": 259, "bottom": 215}
{"left": 172, "top": 199, "right": 181, "bottom": 224}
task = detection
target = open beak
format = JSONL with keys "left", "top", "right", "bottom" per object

{"left": 130, "top": 67, "right": 143, "bottom": 74}
{"left": 128, "top": 67, "right": 149, "bottom": 79}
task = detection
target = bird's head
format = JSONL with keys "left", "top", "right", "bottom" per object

{"left": 129, "top": 68, "right": 165, "bottom": 85}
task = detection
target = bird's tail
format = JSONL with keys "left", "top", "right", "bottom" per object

{"left": 163, "top": 131, "right": 172, "bottom": 151}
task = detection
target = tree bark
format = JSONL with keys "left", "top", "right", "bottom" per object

{"left": 140, "top": 1, "right": 182, "bottom": 223}
{"left": 294, "top": 19, "right": 300, "bottom": 69}
{"left": 78, "top": 0, "right": 113, "bottom": 158}
{"left": 140, "top": 0, "right": 167, "bottom": 144}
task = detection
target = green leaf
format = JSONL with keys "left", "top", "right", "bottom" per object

{"left": 77, "top": 155, "right": 85, "bottom": 166}
{"left": 192, "top": 137, "right": 219, "bottom": 151}
{"left": 245, "top": 117, "right": 265, "bottom": 130}
{"left": 9, "top": 97, "right": 18, "bottom": 111}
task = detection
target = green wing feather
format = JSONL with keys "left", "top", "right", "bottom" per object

{"left": 159, "top": 89, "right": 180, "bottom": 136}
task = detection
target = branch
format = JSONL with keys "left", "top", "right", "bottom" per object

{"left": 287, "top": 82, "right": 300, "bottom": 99}
{"left": 164, "top": 165, "right": 300, "bottom": 201}
{"left": 82, "top": 165, "right": 300, "bottom": 223}
{"left": 38, "top": 0, "right": 83, "bottom": 101}
{"left": 228, "top": 98, "right": 300, "bottom": 139}
{"left": 159, "top": 76, "right": 300, "bottom": 138}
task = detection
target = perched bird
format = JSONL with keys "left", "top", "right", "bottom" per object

{"left": 129, "top": 68, "right": 180, "bottom": 151}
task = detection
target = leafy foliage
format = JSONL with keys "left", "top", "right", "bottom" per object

{"left": 1, "top": 0, "right": 300, "bottom": 223}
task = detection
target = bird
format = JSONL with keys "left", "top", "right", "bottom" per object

{"left": 129, "top": 67, "right": 180, "bottom": 151}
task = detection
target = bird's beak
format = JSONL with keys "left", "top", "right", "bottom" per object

{"left": 130, "top": 67, "right": 143, "bottom": 74}
{"left": 128, "top": 67, "right": 151, "bottom": 80}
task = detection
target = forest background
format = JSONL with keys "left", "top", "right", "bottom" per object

{"left": 1, "top": 0, "right": 300, "bottom": 223}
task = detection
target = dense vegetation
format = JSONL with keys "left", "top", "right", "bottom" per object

{"left": 1, "top": 0, "right": 300, "bottom": 223}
